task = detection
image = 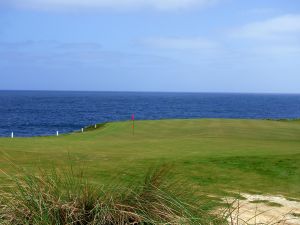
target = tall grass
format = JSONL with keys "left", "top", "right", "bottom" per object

{"left": 0, "top": 165, "right": 287, "bottom": 225}
{"left": 0, "top": 166, "right": 223, "bottom": 225}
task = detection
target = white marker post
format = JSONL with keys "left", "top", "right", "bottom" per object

{"left": 81, "top": 128, "right": 84, "bottom": 133}
{"left": 95, "top": 124, "right": 97, "bottom": 129}
{"left": 11, "top": 132, "right": 14, "bottom": 138}
{"left": 56, "top": 131, "right": 59, "bottom": 136}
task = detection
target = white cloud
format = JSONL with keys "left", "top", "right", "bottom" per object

{"left": 6, "top": 0, "right": 219, "bottom": 11}
{"left": 142, "top": 37, "right": 218, "bottom": 50}
{"left": 232, "top": 14, "right": 300, "bottom": 40}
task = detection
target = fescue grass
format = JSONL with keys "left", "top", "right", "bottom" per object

{"left": 0, "top": 166, "right": 226, "bottom": 225}
{"left": 1, "top": 165, "right": 287, "bottom": 225}
{"left": 1, "top": 119, "right": 300, "bottom": 199}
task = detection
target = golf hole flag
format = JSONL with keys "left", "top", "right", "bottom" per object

{"left": 132, "top": 114, "right": 135, "bottom": 135}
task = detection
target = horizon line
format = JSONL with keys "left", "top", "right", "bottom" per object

{"left": 0, "top": 89, "right": 300, "bottom": 95}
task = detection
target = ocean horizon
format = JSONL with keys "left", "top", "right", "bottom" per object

{"left": 1, "top": 90, "right": 300, "bottom": 137}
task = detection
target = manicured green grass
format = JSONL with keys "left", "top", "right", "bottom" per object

{"left": 1, "top": 119, "right": 300, "bottom": 199}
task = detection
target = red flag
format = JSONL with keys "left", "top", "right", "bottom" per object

{"left": 131, "top": 114, "right": 135, "bottom": 121}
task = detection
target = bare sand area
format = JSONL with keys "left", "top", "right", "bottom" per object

{"left": 224, "top": 193, "right": 300, "bottom": 225}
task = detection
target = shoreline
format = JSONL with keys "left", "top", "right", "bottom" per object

{"left": 1, "top": 118, "right": 300, "bottom": 138}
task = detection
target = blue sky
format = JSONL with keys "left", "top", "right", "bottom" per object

{"left": 0, "top": 0, "right": 299, "bottom": 93}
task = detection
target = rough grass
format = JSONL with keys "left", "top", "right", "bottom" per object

{"left": 1, "top": 166, "right": 287, "bottom": 225}
{"left": 0, "top": 166, "right": 225, "bottom": 225}
{"left": 0, "top": 119, "right": 300, "bottom": 199}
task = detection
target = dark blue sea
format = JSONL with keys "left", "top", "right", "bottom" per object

{"left": 1, "top": 91, "right": 300, "bottom": 137}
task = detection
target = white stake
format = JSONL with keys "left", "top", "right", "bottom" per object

{"left": 81, "top": 128, "right": 84, "bottom": 133}
{"left": 95, "top": 124, "right": 97, "bottom": 128}
{"left": 56, "top": 131, "right": 59, "bottom": 136}
{"left": 11, "top": 132, "right": 14, "bottom": 138}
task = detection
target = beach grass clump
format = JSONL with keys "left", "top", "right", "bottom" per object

{"left": 0, "top": 166, "right": 222, "bottom": 225}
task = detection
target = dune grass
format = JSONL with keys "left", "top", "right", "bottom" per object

{"left": 0, "top": 119, "right": 300, "bottom": 200}
{"left": 0, "top": 166, "right": 226, "bottom": 225}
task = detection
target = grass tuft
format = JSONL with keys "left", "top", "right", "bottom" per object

{"left": 0, "top": 165, "right": 224, "bottom": 225}
{"left": 0, "top": 165, "right": 291, "bottom": 225}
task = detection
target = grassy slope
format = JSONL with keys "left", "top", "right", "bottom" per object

{"left": 0, "top": 119, "right": 300, "bottom": 198}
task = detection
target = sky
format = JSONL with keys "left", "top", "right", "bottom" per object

{"left": 0, "top": 0, "right": 300, "bottom": 93}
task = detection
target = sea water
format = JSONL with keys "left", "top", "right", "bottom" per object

{"left": 0, "top": 91, "right": 300, "bottom": 137}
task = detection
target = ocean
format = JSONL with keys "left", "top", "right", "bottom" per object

{"left": 0, "top": 90, "right": 300, "bottom": 137}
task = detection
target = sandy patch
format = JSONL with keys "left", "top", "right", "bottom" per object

{"left": 223, "top": 193, "right": 300, "bottom": 225}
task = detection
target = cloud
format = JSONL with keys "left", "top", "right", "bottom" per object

{"left": 5, "top": 0, "right": 219, "bottom": 11}
{"left": 228, "top": 14, "right": 300, "bottom": 58}
{"left": 231, "top": 14, "right": 300, "bottom": 40}
{"left": 142, "top": 37, "right": 218, "bottom": 50}
{"left": 0, "top": 40, "right": 176, "bottom": 68}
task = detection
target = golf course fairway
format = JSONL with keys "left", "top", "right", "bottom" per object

{"left": 1, "top": 119, "right": 300, "bottom": 199}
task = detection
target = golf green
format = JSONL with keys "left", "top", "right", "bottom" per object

{"left": 1, "top": 119, "right": 300, "bottom": 198}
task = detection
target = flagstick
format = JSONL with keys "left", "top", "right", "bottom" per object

{"left": 132, "top": 119, "right": 135, "bottom": 136}
{"left": 131, "top": 114, "right": 135, "bottom": 136}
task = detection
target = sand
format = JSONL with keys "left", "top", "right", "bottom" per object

{"left": 223, "top": 193, "right": 300, "bottom": 225}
